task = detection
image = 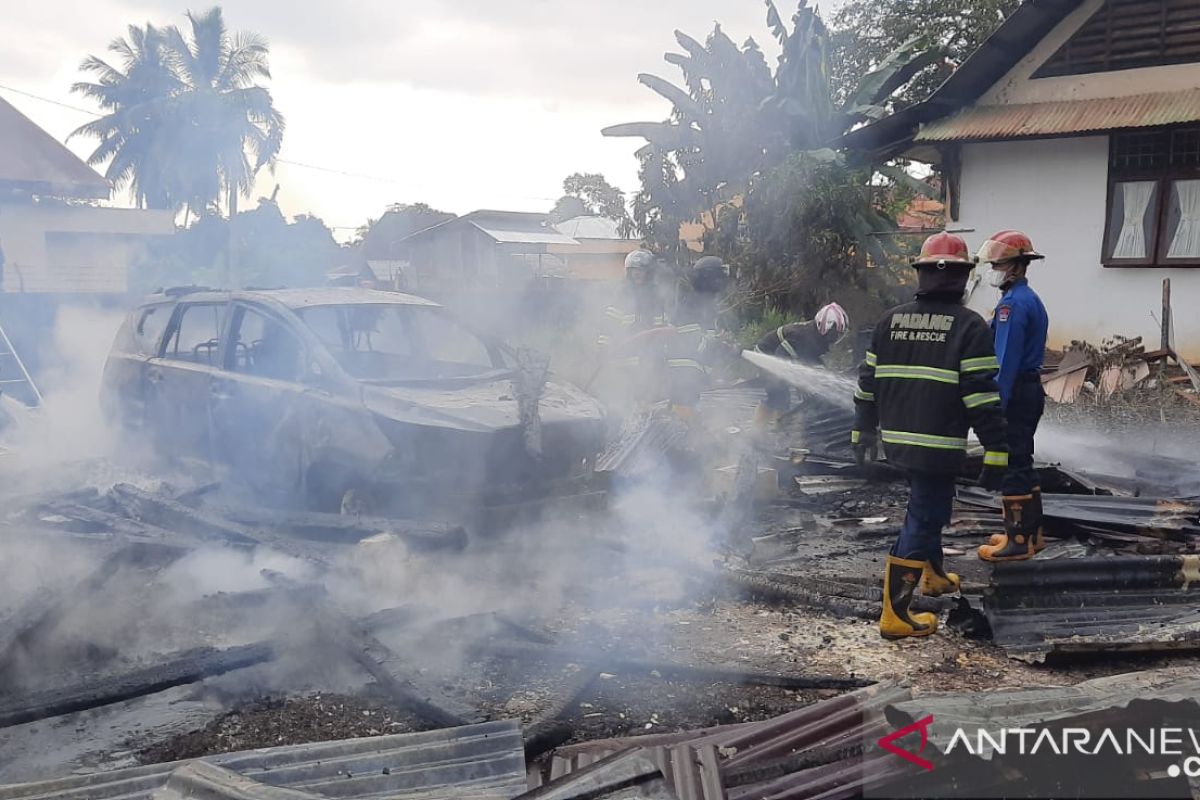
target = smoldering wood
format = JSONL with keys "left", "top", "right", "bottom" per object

{"left": 106, "top": 484, "right": 336, "bottom": 564}
{"left": 0, "top": 543, "right": 186, "bottom": 680}
{"left": 316, "top": 609, "right": 487, "bottom": 730}
{"left": 30, "top": 500, "right": 199, "bottom": 547}
{"left": 523, "top": 668, "right": 602, "bottom": 759}
{"left": 0, "top": 642, "right": 272, "bottom": 728}
{"left": 217, "top": 506, "right": 468, "bottom": 552}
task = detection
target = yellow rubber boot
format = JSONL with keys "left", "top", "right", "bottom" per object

{"left": 979, "top": 495, "right": 1035, "bottom": 562}
{"left": 880, "top": 555, "right": 939, "bottom": 640}
{"left": 920, "top": 559, "right": 961, "bottom": 596}
{"left": 1030, "top": 487, "right": 1047, "bottom": 553}
{"left": 987, "top": 487, "right": 1046, "bottom": 553}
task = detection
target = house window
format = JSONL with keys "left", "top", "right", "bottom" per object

{"left": 1104, "top": 127, "right": 1200, "bottom": 267}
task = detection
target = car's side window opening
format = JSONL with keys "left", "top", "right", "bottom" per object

{"left": 228, "top": 306, "right": 305, "bottom": 382}
{"left": 162, "top": 303, "right": 225, "bottom": 366}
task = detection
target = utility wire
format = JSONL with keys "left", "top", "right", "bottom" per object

{"left": 0, "top": 82, "right": 560, "bottom": 202}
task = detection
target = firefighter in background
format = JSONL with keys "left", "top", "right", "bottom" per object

{"left": 752, "top": 303, "right": 850, "bottom": 426}
{"left": 666, "top": 255, "right": 730, "bottom": 419}
{"left": 976, "top": 231, "right": 1050, "bottom": 563}
{"left": 852, "top": 233, "right": 1008, "bottom": 640}
{"left": 593, "top": 249, "right": 668, "bottom": 411}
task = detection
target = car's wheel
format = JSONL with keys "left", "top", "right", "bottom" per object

{"left": 303, "top": 461, "right": 360, "bottom": 513}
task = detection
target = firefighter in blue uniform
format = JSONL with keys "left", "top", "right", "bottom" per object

{"left": 853, "top": 233, "right": 1008, "bottom": 640}
{"left": 977, "top": 230, "right": 1050, "bottom": 562}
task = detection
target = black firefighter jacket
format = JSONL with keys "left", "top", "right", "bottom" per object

{"left": 853, "top": 292, "right": 1008, "bottom": 475}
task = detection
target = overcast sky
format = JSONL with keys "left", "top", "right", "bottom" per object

{"left": 3, "top": 0, "right": 844, "bottom": 239}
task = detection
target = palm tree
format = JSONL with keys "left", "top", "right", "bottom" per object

{"left": 71, "top": 7, "right": 284, "bottom": 224}
{"left": 71, "top": 24, "right": 181, "bottom": 210}
{"left": 164, "top": 7, "right": 285, "bottom": 221}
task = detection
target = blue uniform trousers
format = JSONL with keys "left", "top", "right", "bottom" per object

{"left": 1002, "top": 375, "right": 1045, "bottom": 496}
{"left": 893, "top": 471, "right": 957, "bottom": 564}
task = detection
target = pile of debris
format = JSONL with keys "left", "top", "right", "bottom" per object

{"left": 1041, "top": 335, "right": 1200, "bottom": 406}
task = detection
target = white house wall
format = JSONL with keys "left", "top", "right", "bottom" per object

{"left": 959, "top": 136, "right": 1200, "bottom": 359}
{"left": 979, "top": 0, "right": 1200, "bottom": 106}
{"left": 0, "top": 203, "right": 174, "bottom": 294}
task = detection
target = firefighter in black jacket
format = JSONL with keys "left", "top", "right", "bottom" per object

{"left": 752, "top": 303, "right": 850, "bottom": 426}
{"left": 852, "top": 233, "right": 1009, "bottom": 640}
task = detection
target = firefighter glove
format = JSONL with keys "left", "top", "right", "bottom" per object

{"left": 978, "top": 463, "right": 1006, "bottom": 492}
{"left": 851, "top": 429, "right": 878, "bottom": 466}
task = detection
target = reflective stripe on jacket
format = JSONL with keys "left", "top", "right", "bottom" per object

{"left": 853, "top": 295, "right": 1007, "bottom": 474}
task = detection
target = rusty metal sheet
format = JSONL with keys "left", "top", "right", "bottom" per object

{"left": 0, "top": 721, "right": 527, "bottom": 800}
{"left": 984, "top": 554, "right": 1200, "bottom": 661}
{"left": 535, "top": 684, "right": 910, "bottom": 800}
{"left": 915, "top": 89, "right": 1200, "bottom": 142}
{"left": 956, "top": 488, "right": 1200, "bottom": 537}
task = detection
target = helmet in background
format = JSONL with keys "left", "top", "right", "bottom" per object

{"left": 814, "top": 302, "right": 850, "bottom": 336}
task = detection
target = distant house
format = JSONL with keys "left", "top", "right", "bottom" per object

{"left": 550, "top": 215, "right": 640, "bottom": 282}
{"left": 844, "top": 0, "right": 1200, "bottom": 357}
{"left": 0, "top": 96, "right": 174, "bottom": 295}
{"left": 392, "top": 209, "right": 636, "bottom": 293}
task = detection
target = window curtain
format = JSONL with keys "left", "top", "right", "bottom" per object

{"left": 1112, "top": 181, "right": 1156, "bottom": 259}
{"left": 1168, "top": 180, "right": 1200, "bottom": 259}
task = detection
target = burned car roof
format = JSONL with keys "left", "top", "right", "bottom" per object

{"left": 143, "top": 287, "right": 441, "bottom": 309}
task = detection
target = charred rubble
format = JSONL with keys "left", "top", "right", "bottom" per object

{"left": 5, "top": 355, "right": 1200, "bottom": 799}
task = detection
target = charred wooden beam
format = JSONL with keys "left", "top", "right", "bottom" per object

{"left": 0, "top": 543, "right": 185, "bottom": 679}
{"left": 217, "top": 506, "right": 467, "bottom": 552}
{"left": 317, "top": 610, "right": 486, "bottom": 730}
{"left": 0, "top": 643, "right": 271, "bottom": 728}
{"left": 107, "top": 484, "right": 332, "bottom": 563}
{"left": 524, "top": 668, "right": 602, "bottom": 759}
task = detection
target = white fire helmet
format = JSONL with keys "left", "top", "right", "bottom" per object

{"left": 814, "top": 302, "right": 850, "bottom": 337}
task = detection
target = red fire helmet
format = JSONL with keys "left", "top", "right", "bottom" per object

{"left": 977, "top": 230, "right": 1045, "bottom": 265}
{"left": 912, "top": 232, "right": 974, "bottom": 268}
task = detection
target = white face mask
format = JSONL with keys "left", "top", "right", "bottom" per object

{"left": 986, "top": 267, "right": 1010, "bottom": 288}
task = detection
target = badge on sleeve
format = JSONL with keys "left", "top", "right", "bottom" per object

{"left": 997, "top": 305, "right": 1011, "bottom": 324}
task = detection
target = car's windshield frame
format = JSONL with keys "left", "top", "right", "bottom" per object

{"left": 295, "top": 302, "right": 504, "bottom": 383}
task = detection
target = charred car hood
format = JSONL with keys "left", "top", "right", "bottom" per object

{"left": 360, "top": 377, "right": 604, "bottom": 432}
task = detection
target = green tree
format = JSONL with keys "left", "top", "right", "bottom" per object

{"left": 604, "top": 0, "right": 935, "bottom": 263}
{"left": 164, "top": 8, "right": 285, "bottom": 221}
{"left": 72, "top": 7, "right": 284, "bottom": 222}
{"left": 133, "top": 198, "right": 341, "bottom": 291}
{"left": 549, "top": 173, "right": 632, "bottom": 233}
{"left": 607, "top": 0, "right": 942, "bottom": 324}
{"left": 830, "top": 0, "right": 1019, "bottom": 107}
{"left": 71, "top": 24, "right": 181, "bottom": 209}
{"left": 358, "top": 202, "right": 456, "bottom": 254}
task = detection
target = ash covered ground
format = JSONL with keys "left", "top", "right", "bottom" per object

{"left": 4, "top": 334, "right": 1200, "bottom": 784}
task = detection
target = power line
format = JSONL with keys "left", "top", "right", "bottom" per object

{"left": 0, "top": 83, "right": 100, "bottom": 117}
{"left": 0, "top": 82, "right": 561, "bottom": 203}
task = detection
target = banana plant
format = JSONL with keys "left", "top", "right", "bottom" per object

{"left": 605, "top": 0, "right": 939, "bottom": 254}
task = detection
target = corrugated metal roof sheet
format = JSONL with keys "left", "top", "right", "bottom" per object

{"left": 469, "top": 221, "right": 578, "bottom": 246}
{"left": 916, "top": 89, "right": 1200, "bottom": 142}
{"left": 982, "top": 553, "right": 1200, "bottom": 662}
{"left": 0, "top": 721, "right": 527, "bottom": 800}
{"left": 531, "top": 684, "right": 913, "bottom": 800}
{"left": 552, "top": 217, "right": 630, "bottom": 241}
{"left": 889, "top": 667, "right": 1200, "bottom": 761}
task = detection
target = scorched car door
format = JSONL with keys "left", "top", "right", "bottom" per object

{"left": 147, "top": 302, "right": 225, "bottom": 462}
{"left": 209, "top": 304, "right": 313, "bottom": 497}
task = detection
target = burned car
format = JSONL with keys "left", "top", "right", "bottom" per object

{"left": 101, "top": 287, "right": 606, "bottom": 523}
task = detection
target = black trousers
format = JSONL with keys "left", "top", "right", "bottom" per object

{"left": 1002, "top": 375, "right": 1045, "bottom": 496}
